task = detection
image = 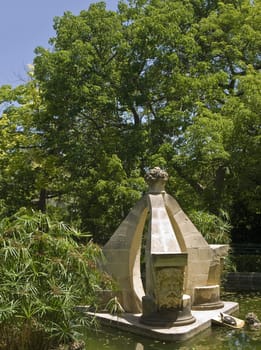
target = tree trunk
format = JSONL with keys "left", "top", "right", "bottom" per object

{"left": 38, "top": 189, "right": 47, "bottom": 212}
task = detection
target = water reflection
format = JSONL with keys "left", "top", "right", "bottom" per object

{"left": 85, "top": 326, "right": 261, "bottom": 350}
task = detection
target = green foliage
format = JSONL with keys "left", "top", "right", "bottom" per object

{"left": 0, "top": 0, "right": 260, "bottom": 243}
{"left": 74, "top": 154, "right": 146, "bottom": 244}
{"left": 189, "top": 209, "right": 232, "bottom": 244}
{"left": 0, "top": 210, "right": 111, "bottom": 350}
{"left": 105, "top": 297, "right": 124, "bottom": 315}
{"left": 0, "top": 80, "right": 70, "bottom": 216}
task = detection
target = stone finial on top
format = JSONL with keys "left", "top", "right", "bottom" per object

{"left": 145, "top": 167, "right": 168, "bottom": 193}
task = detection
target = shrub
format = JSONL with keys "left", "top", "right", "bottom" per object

{"left": 0, "top": 209, "right": 111, "bottom": 350}
{"left": 189, "top": 209, "right": 231, "bottom": 244}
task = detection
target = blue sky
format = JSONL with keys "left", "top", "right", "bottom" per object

{"left": 0, "top": 0, "right": 118, "bottom": 86}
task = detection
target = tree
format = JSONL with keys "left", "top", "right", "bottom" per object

{"left": 0, "top": 77, "right": 72, "bottom": 216}
{"left": 0, "top": 81, "right": 40, "bottom": 215}
{"left": 1, "top": 0, "right": 259, "bottom": 243}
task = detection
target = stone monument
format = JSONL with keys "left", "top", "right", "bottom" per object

{"left": 102, "top": 167, "right": 229, "bottom": 328}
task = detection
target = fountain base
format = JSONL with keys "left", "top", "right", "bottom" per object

{"left": 87, "top": 301, "right": 239, "bottom": 342}
{"left": 140, "top": 294, "right": 195, "bottom": 327}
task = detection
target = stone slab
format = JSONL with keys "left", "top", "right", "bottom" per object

{"left": 88, "top": 301, "right": 239, "bottom": 342}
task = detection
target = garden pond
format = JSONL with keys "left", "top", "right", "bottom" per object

{"left": 83, "top": 292, "right": 261, "bottom": 350}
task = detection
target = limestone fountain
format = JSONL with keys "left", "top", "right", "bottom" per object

{"left": 93, "top": 167, "right": 239, "bottom": 341}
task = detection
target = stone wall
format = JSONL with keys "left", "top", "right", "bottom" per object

{"left": 225, "top": 272, "right": 261, "bottom": 291}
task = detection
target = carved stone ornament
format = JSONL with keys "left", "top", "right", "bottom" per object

{"left": 145, "top": 167, "right": 168, "bottom": 193}
{"left": 155, "top": 267, "right": 184, "bottom": 309}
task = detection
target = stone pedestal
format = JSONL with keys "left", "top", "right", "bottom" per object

{"left": 140, "top": 294, "right": 195, "bottom": 327}
{"left": 193, "top": 285, "right": 224, "bottom": 310}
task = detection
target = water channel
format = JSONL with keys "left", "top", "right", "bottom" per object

{"left": 83, "top": 292, "right": 261, "bottom": 350}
